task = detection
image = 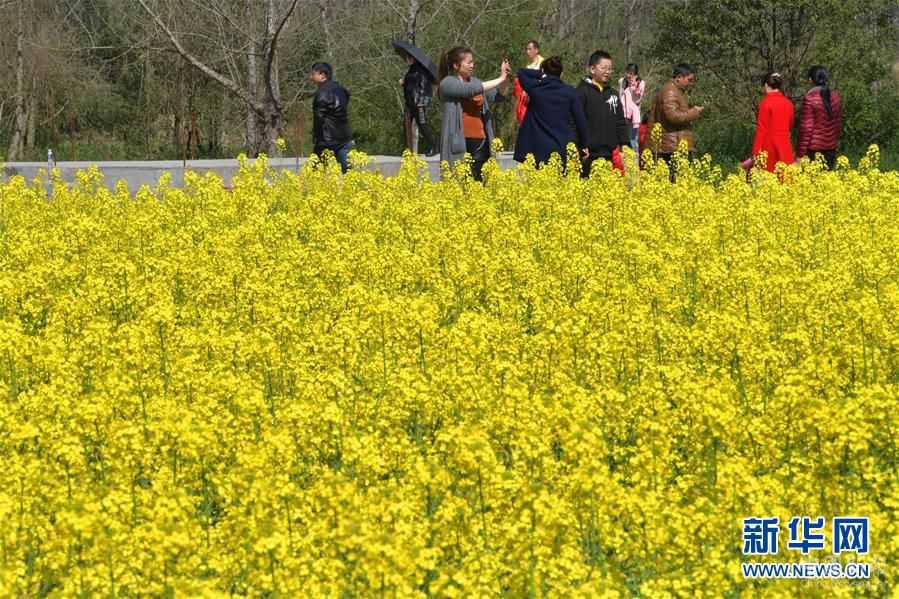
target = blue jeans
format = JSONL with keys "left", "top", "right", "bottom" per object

{"left": 629, "top": 127, "right": 639, "bottom": 155}
{"left": 315, "top": 141, "right": 352, "bottom": 173}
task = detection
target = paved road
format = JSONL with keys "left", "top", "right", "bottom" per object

{"left": 2, "top": 154, "right": 520, "bottom": 192}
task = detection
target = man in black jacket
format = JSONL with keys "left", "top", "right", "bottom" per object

{"left": 575, "top": 50, "right": 630, "bottom": 178}
{"left": 310, "top": 62, "right": 353, "bottom": 173}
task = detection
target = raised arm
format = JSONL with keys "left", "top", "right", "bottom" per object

{"left": 439, "top": 76, "right": 485, "bottom": 100}
{"left": 440, "top": 66, "right": 509, "bottom": 101}
{"left": 633, "top": 79, "right": 645, "bottom": 104}
{"left": 483, "top": 60, "right": 511, "bottom": 95}
{"left": 516, "top": 68, "right": 543, "bottom": 94}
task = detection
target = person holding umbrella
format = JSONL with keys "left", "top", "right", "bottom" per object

{"left": 394, "top": 40, "right": 439, "bottom": 156}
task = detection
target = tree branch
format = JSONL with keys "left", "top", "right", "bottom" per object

{"left": 137, "top": 0, "right": 263, "bottom": 113}
{"left": 264, "top": 0, "right": 301, "bottom": 122}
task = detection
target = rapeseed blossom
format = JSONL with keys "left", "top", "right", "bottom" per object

{"left": 0, "top": 149, "right": 896, "bottom": 596}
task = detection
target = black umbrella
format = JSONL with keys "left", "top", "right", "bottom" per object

{"left": 392, "top": 40, "right": 438, "bottom": 82}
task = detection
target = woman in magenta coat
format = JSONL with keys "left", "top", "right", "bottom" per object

{"left": 751, "top": 72, "right": 795, "bottom": 172}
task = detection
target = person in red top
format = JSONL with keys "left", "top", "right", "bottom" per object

{"left": 750, "top": 72, "right": 795, "bottom": 172}
{"left": 512, "top": 40, "right": 544, "bottom": 126}
{"left": 797, "top": 65, "right": 842, "bottom": 170}
{"left": 638, "top": 115, "right": 649, "bottom": 167}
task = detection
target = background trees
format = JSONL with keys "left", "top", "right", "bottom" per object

{"left": 1, "top": 0, "right": 897, "bottom": 162}
{"left": 653, "top": 0, "right": 899, "bottom": 160}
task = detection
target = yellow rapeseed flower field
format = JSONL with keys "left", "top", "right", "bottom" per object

{"left": 0, "top": 148, "right": 897, "bottom": 597}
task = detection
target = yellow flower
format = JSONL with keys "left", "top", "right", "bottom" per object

{"left": 0, "top": 149, "right": 896, "bottom": 595}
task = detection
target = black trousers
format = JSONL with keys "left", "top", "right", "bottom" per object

{"left": 657, "top": 152, "right": 692, "bottom": 182}
{"left": 405, "top": 105, "right": 437, "bottom": 154}
{"left": 809, "top": 149, "right": 837, "bottom": 170}
{"left": 465, "top": 137, "right": 490, "bottom": 181}
{"left": 580, "top": 152, "right": 612, "bottom": 178}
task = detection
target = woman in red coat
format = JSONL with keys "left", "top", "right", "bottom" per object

{"left": 750, "top": 72, "right": 795, "bottom": 172}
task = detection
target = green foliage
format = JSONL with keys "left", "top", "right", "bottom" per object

{"left": 1, "top": 0, "right": 897, "bottom": 161}
{"left": 651, "top": 0, "right": 899, "bottom": 163}
{"left": 840, "top": 81, "right": 899, "bottom": 150}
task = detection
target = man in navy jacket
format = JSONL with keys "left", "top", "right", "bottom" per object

{"left": 513, "top": 56, "right": 588, "bottom": 167}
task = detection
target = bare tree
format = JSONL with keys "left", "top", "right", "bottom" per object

{"left": 623, "top": 0, "right": 646, "bottom": 63}
{"left": 137, "top": 0, "right": 300, "bottom": 156}
{"left": 245, "top": 0, "right": 258, "bottom": 152}
{"left": 7, "top": 0, "right": 26, "bottom": 160}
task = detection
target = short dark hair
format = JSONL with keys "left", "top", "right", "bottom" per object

{"left": 311, "top": 62, "right": 332, "bottom": 79}
{"left": 672, "top": 63, "right": 694, "bottom": 78}
{"left": 588, "top": 50, "right": 612, "bottom": 67}
{"left": 542, "top": 56, "right": 563, "bottom": 77}
{"left": 625, "top": 63, "right": 639, "bottom": 75}
{"left": 526, "top": 40, "right": 540, "bottom": 49}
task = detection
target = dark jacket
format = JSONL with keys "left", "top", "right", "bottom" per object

{"left": 797, "top": 87, "right": 842, "bottom": 156}
{"left": 403, "top": 62, "right": 434, "bottom": 111}
{"left": 313, "top": 80, "right": 352, "bottom": 150}
{"left": 575, "top": 78, "right": 630, "bottom": 157}
{"left": 514, "top": 69, "right": 588, "bottom": 164}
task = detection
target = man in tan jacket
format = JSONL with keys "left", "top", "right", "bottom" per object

{"left": 647, "top": 63, "right": 704, "bottom": 177}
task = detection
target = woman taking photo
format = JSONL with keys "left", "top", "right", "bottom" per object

{"left": 749, "top": 72, "right": 795, "bottom": 172}
{"left": 797, "top": 65, "right": 842, "bottom": 170}
{"left": 438, "top": 47, "right": 510, "bottom": 181}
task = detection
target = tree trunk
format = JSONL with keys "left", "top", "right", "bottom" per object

{"left": 623, "top": 1, "right": 633, "bottom": 63}
{"left": 319, "top": 0, "right": 336, "bottom": 62}
{"left": 406, "top": 0, "right": 420, "bottom": 43}
{"left": 246, "top": 0, "right": 259, "bottom": 155}
{"left": 7, "top": 0, "right": 26, "bottom": 161}
{"left": 26, "top": 74, "right": 37, "bottom": 152}
{"left": 261, "top": 0, "right": 278, "bottom": 156}
{"left": 143, "top": 46, "right": 152, "bottom": 159}
{"left": 260, "top": 0, "right": 294, "bottom": 156}
{"left": 219, "top": 85, "right": 228, "bottom": 155}
{"left": 49, "top": 90, "right": 60, "bottom": 152}
{"left": 138, "top": 0, "right": 298, "bottom": 158}
{"left": 555, "top": 1, "right": 566, "bottom": 39}
{"left": 173, "top": 61, "right": 184, "bottom": 155}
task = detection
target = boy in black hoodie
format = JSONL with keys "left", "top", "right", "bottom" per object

{"left": 576, "top": 50, "right": 630, "bottom": 177}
